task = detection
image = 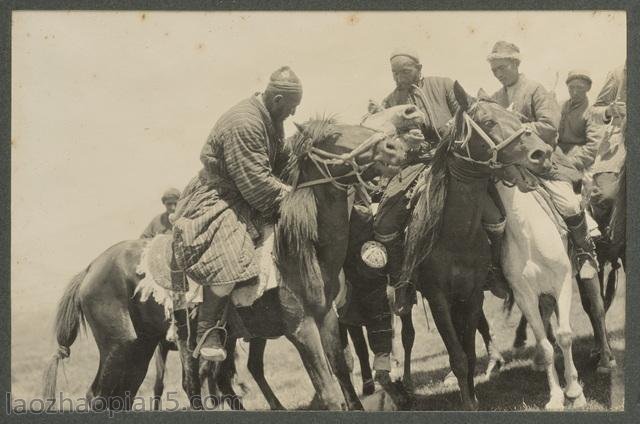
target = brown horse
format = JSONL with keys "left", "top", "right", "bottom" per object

{"left": 42, "top": 105, "right": 424, "bottom": 410}
{"left": 401, "top": 81, "right": 554, "bottom": 410}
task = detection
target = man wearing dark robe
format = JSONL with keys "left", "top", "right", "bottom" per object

{"left": 171, "top": 67, "right": 301, "bottom": 362}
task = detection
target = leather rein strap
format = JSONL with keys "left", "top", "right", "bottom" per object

{"left": 452, "top": 111, "right": 531, "bottom": 169}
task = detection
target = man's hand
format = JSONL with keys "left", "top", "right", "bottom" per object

{"left": 368, "top": 99, "right": 383, "bottom": 114}
{"left": 402, "top": 129, "right": 426, "bottom": 150}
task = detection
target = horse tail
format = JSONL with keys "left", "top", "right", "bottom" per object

{"left": 42, "top": 266, "right": 89, "bottom": 401}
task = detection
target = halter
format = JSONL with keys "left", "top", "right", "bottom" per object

{"left": 452, "top": 110, "right": 531, "bottom": 169}
{"left": 294, "top": 130, "right": 392, "bottom": 192}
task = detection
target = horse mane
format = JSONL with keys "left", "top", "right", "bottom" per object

{"left": 401, "top": 109, "right": 462, "bottom": 281}
{"left": 275, "top": 116, "right": 339, "bottom": 311}
{"left": 280, "top": 115, "right": 339, "bottom": 186}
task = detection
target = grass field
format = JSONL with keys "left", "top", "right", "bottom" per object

{"left": 11, "top": 265, "right": 625, "bottom": 412}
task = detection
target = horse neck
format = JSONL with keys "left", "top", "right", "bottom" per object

{"left": 313, "top": 185, "right": 350, "bottom": 273}
{"left": 439, "top": 155, "right": 490, "bottom": 244}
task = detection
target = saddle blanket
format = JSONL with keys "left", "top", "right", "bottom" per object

{"left": 134, "top": 227, "right": 281, "bottom": 319}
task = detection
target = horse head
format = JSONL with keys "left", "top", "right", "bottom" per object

{"left": 451, "top": 81, "right": 553, "bottom": 180}
{"left": 287, "top": 105, "right": 425, "bottom": 190}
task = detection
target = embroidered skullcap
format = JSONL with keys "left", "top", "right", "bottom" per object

{"left": 566, "top": 69, "right": 592, "bottom": 87}
{"left": 266, "top": 66, "right": 303, "bottom": 94}
{"left": 390, "top": 48, "right": 421, "bottom": 65}
{"left": 487, "top": 41, "right": 521, "bottom": 62}
{"left": 161, "top": 188, "right": 180, "bottom": 203}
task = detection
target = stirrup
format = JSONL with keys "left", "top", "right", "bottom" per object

{"left": 193, "top": 325, "right": 228, "bottom": 362}
{"left": 575, "top": 249, "right": 599, "bottom": 279}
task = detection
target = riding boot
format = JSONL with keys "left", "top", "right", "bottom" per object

{"left": 483, "top": 219, "right": 509, "bottom": 299}
{"left": 384, "top": 235, "right": 415, "bottom": 315}
{"left": 194, "top": 288, "right": 230, "bottom": 362}
{"left": 565, "top": 211, "right": 599, "bottom": 279}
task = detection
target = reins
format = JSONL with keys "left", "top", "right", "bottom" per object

{"left": 452, "top": 111, "right": 531, "bottom": 169}
{"left": 293, "top": 130, "right": 393, "bottom": 192}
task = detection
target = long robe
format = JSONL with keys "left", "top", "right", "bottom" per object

{"left": 172, "top": 94, "right": 289, "bottom": 286}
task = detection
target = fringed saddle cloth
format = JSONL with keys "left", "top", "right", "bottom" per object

{"left": 134, "top": 226, "right": 281, "bottom": 320}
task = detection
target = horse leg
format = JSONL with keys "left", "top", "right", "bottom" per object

{"left": 477, "top": 310, "right": 504, "bottom": 378}
{"left": 513, "top": 315, "right": 528, "bottom": 352}
{"left": 286, "top": 315, "right": 346, "bottom": 410}
{"left": 247, "top": 338, "right": 285, "bottom": 410}
{"left": 514, "top": 290, "right": 564, "bottom": 410}
{"left": 121, "top": 337, "right": 164, "bottom": 409}
{"left": 555, "top": 279, "right": 587, "bottom": 409}
{"left": 174, "top": 309, "right": 204, "bottom": 410}
{"left": 213, "top": 338, "right": 245, "bottom": 410}
{"left": 428, "top": 293, "right": 474, "bottom": 410}
{"left": 577, "top": 275, "right": 616, "bottom": 372}
{"left": 347, "top": 325, "right": 374, "bottom": 396}
{"left": 152, "top": 341, "right": 170, "bottom": 410}
{"left": 317, "top": 308, "right": 364, "bottom": 410}
{"left": 458, "top": 294, "right": 483, "bottom": 410}
{"left": 603, "top": 260, "right": 620, "bottom": 313}
{"left": 400, "top": 312, "right": 415, "bottom": 392}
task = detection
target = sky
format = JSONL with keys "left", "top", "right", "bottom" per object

{"left": 11, "top": 11, "right": 626, "bottom": 298}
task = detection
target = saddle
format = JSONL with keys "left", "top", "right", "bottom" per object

{"left": 134, "top": 228, "right": 281, "bottom": 318}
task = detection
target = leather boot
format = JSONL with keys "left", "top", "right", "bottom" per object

{"left": 383, "top": 235, "right": 415, "bottom": 315}
{"left": 194, "top": 288, "right": 230, "bottom": 362}
{"left": 565, "top": 212, "right": 599, "bottom": 279}
{"left": 484, "top": 219, "right": 509, "bottom": 299}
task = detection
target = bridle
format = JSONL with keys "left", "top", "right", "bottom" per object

{"left": 452, "top": 108, "right": 532, "bottom": 169}
{"left": 293, "top": 129, "right": 394, "bottom": 192}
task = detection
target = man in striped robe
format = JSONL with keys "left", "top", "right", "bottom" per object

{"left": 171, "top": 67, "right": 302, "bottom": 362}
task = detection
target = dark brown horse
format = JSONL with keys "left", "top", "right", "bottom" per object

{"left": 401, "top": 81, "right": 554, "bottom": 410}
{"left": 42, "top": 106, "right": 423, "bottom": 410}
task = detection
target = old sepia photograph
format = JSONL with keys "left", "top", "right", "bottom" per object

{"left": 9, "top": 9, "right": 627, "bottom": 413}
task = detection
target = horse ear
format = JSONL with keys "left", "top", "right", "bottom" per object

{"left": 477, "top": 88, "right": 491, "bottom": 101}
{"left": 294, "top": 122, "right": 305, "bottom": 133}
{"left": 453, "top": 81, "right": 470, "bottom": 111}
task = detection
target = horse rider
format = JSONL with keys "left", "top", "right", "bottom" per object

{"left": 557, "top": 71, "right": 600, "bottom": 176}
{"left": 140, "top": 188, "right": 181, "bottom": 238}
{"left": 170, "top": 67, "right": 302, "bottom": 362}
{"left": 486, "top": 41, "right": 599, "bottom": 280}
{"left": 588, "top": 63, "right": 627, "bottom": 225}
{"left": 363, "top": 48, "right": 509, "bottom": 312}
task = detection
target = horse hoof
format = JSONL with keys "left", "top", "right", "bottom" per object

{"left": 443, "top": 370, "right": 457, "bottom": 387}
{"left": 568, "top": 393, "right": 587, "bottom": 409}
{"left": 363, "top": 379, "right": 375, "bottom": 396}
{"left": 402, "top": 376, "right": 414, "bottom": 394}
{"left": 597, "top": 358, "right": 618, "bottom": 374}
{"left": 545, "top": 398, "right": 565, "bottom": 411}
{"left": 485, "top": 358, "right": 504, "bottom": 379}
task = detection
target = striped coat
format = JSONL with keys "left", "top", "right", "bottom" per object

{"left": 172, "top": 94, "right": 290, "bottom": 286}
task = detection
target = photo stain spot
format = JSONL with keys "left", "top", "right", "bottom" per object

{"left": 141, "top": 13, "right": 146, "bottom": 21}
{"left": 468, "top": 26, "right": 476, "bottom": 34}
{"left": 347, "top": 14, "right": 360, "bottom": 25}
{"left": 197, "top": 43, "right": 205, "bottom": 50}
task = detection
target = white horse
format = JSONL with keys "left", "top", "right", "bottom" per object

{"left": 497, "top": 181, "right": 587, "bottom": 410}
